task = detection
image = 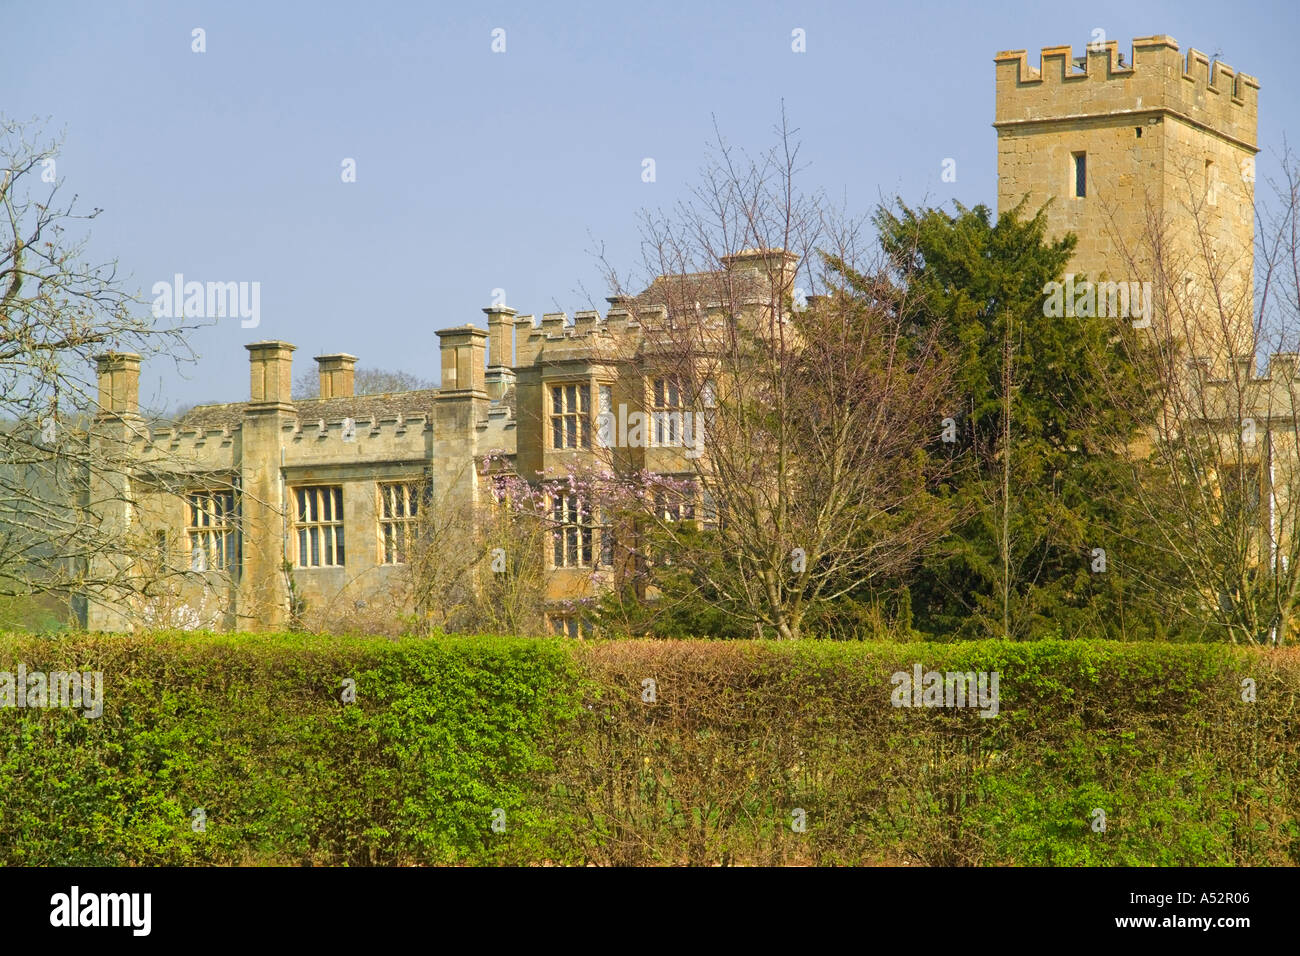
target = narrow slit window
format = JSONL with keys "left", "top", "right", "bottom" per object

{"left": 1072, "top": 152, "right": 1087, "bottom": 198}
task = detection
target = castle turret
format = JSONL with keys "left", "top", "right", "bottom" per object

{"left": 995, "top": 35, "right": 1259, "bottom": 367}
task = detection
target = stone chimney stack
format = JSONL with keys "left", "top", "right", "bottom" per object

{"left": 433, "top": 325, "right": 492, "bottom": 536}
{"left": 436, "top": 325, "right": 488, "bottom": 395}
{"left": 315, "top": 353, "right": 357, "bottom": 399}
{"left": 85, "top": 352, "right": 143, "bottom": 632}
{"left": 93, "top": 352, "right": 142, "bottom": 419}
{"left": 246, "top": 341, "right": 296, "bottom": 407}
{"left": 238, "top": 341, "right": 296, "bottom": 632}
{"left": 721, "top": 248, "right": 801, "bottom": 288}
{"left": 484, "top": 306, "right": 517, "bottom": 400}
{"left": 485, "top": 306, "right": 516, "bottom": 370}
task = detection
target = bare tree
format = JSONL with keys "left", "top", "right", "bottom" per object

{"left": 594, "top": 116, "right": 955, "bottom": 639}
{"left": 396, "top": 458, "right": 553, "bottom": 637}
{"left": 292, "top": 367, "right": 433, "bottom": 400}
{"left": 1097, "top": 147, "right": 1300, "bottom": 644}
{"left": 0, "top": 116, "right": 202, "bottom": 619}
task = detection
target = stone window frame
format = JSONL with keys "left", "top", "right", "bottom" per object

{"left": 650, "top": 374, "right": 716, "bottom": 449}
{"left": 652, "top": 486, "right": 695, "bottom": 523}
{"left": 551, "top": 492, "right": 595, "bottom": 568}
{"left": 377, "top": 480, "right": 423, "bottom": 565}
{"left": 1220, "top": 461, "right": 1262, "bottom": 526}
{"left": 154, "top": 530, "right": 171, "bottom": 569}
{"left": 700, "top": 486, "right": 720, "bottom": 531}
{"left": 547, "top": 613, "right": 587, "bottom": 639}
{"left": 550, "top": 382, "right": 592, "bottom": 450}
{"left": 293, "top": 484, "right": 345, "bottom": 568}
{"left": 187, "top": 489, "right": 238, "bottom": 572}
{"left": 1071, "top": 150, "right": 1087, "bottom": 199}
{"left": 651, "top": 375, "right": 686, "bottom": 446}
{"left": 650, "top": 480, "right": 718, "bottom": 531}
{"left": 598, "top": 503, "right": 615, "bottom": 568}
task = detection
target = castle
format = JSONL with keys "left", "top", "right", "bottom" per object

{"left": 82, "top": 35, "right": 1275, "bottom": 634}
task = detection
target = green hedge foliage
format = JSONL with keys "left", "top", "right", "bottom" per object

{"left": 0, "top": 633, "right": 1294, "bottom": 865}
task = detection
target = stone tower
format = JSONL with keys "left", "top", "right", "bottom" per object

{"left": 995, "top": 35, "right": 1259, "bottom": 367}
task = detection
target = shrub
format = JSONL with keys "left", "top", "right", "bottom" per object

{"left": 0, "top": 633, "right": 1293, "bottom": 865}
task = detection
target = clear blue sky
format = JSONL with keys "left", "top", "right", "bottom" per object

{"left": 7, "top": 0, "right": 1298, "bottom": 411}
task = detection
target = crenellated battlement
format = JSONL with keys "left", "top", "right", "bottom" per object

{"left": 1189, "top": 354, "right": 1300, "bottom": 424}
{"left": 134, "top": 424, "right": 238, "bottom": 471}
{"left": 512, "top": 307, "right": 651, "bottom": 368}
{"left": 284, "top": 411, "right": 430, "bottom": 442}
{"left": 507, "top": 295, "right": 770, "bottom": 370}
{"left": 996, "top": 34, "right": 1259, "bottom": 374}
{"left": 278, "top": 412, "right": 431, "bottom": 466}
{"left": 94, "top": 423, "right": 240, "bottom": 488}
{"left": 131, "top": 408, "right": 441, "bottom": 470}
{"left": 995, "top": 35, "right": 1258, "bottom": 150}
{"left": 147, "top": 424, "right": 235, "bottom": 446}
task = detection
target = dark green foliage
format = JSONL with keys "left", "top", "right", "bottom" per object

{"left": 592, "top": 524, "right": 755, "bottom": 639}
{"left": 873, "top": 200, "right": 1170, "bottom": 639}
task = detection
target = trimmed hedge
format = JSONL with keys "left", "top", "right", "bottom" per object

{"left": 0, "top": 633, "right": 1295, "bottom": 865}
{"left": 0, "top": 633, "right": 581, "bottom": 865}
